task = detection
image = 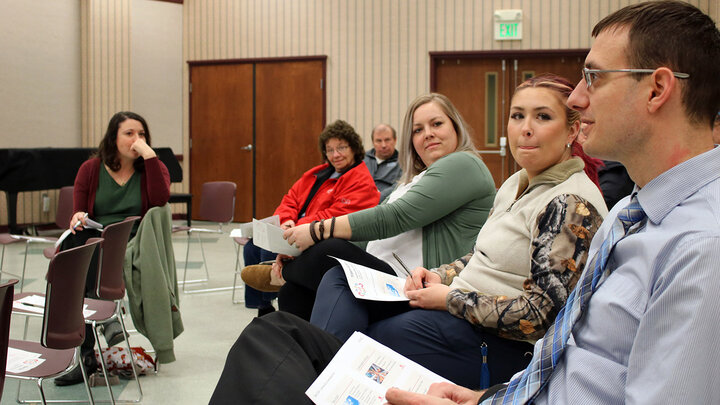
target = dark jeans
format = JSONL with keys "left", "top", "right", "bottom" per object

{"left": 310, "top": 267, "right": 534, "bottom": 389}
{"left": 210, "top": 312, "right": 342, "bottom": 405}
{"left": 278, "top": 238, "right": 394, "bottom": 320}
{"left": 242, "top": 238, "right": 277, "bottom": 308}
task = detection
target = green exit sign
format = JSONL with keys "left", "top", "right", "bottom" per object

{"left": 493, "top": 9, "right": 523, "bottom": 41}
{"left": 499, "top": 23, "right": 520, "bottom": 39}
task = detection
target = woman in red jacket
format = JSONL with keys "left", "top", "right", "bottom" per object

{"left": 243, "top": 120, "right": 380, "bottom": 316}
{"left": 57, "top": 111, "right": 170, "bottom": 386}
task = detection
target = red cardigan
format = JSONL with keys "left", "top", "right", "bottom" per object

{"left": 273, "top": 161, "right": 380, "bottom": 225}
{"left": 73, "top": 157, "right": 171, "bottom": 218}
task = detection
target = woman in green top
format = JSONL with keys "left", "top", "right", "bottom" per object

{"left": 243, "top": 93, "right": 496, "bottom": 320}
{"left": 56, "top": 111, "right": 170, "bottom": 386}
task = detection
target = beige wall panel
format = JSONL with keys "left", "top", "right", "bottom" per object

{"left": 82, "top": 0, "right": 131, "bottom": 149}
{"left": 3, "top": 0, "right": 719, "bottom": 227}
{"left": 177, "top": 0, "right": 720, "bottom": 220}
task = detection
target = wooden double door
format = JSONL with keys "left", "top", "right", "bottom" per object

{"left": 189, "top": 57, "right": 326, "bottom": 222}
{"left": 432, "top": 51, "right": 587, "bottom": 187}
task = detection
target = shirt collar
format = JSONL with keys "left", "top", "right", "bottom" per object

{"left": 637, "top": 146, "right": 720, "bottom": 224}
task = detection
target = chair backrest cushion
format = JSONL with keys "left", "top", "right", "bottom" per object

{"left": 55, "top": 186, "right": 75, "bottom": 229}
{"left": 41, "top": 239, "right": 101, "bottom": 350}
{"left": 96, "top": 216, "right": 139, "bottom": 300}
{"left": 199, "top": 181, "right": 236, "bottom": 223}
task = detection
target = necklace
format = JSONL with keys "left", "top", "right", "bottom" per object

{"left": 107, "top": 164, "right": 135, "bottom": 186}
{"left": 117, "top": 172, "right": 133, "bottom": 186}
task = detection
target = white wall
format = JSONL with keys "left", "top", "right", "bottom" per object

{"left": 131, "top": 0, "right": 183, "bottom": 152}
{"left": 0, "top": 0, "right": 81, "bottom": 147}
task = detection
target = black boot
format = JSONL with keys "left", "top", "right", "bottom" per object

{"left": 102, "top": 321, "right": 125, "bottom": 347}
{"left": 54, "top": 349, "right": 98, "bottom": 386}
{"left": 257, "top": 305, "right": 276, "bottom": 317}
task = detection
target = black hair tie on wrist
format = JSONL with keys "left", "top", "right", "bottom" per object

{"left": 309, "top": 220, "right": 320, "bottom": 244}
{"left": 329, "top": 217, "right": 336, "bottom": 238}
{"left": 318, "top": 220, "right": 326, "bottom": 241}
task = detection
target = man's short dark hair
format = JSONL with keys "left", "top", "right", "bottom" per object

{"left": 593, "top": 1, "right": 720, "bottom": 128}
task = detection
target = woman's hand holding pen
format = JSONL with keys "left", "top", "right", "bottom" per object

{"left": 69, "top": 212, "right": 88, "bottom": 234}
{"left": 404, "top": 268, "right": 439, "bottom": 291}
{"left": 406, "top": 283, "right": 451, "bottom": 310}
{"left": 403, "top": 268, "right": 449, "bottom": 310}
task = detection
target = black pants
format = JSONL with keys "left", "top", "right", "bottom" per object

{"left": 209, "top": 312, "right": 342, "bottom": 405}
{"left": 277, "top": 238, "right": 395, "bottom": 320}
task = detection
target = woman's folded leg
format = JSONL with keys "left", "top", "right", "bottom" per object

{"left": 278, "top": 238, "right": 394, "bottom": 319}
{"left": 366, "top": 309, "right": 533, "bottom": 389}
{"left": 310, "top": 266, "right": 408, "bottom": 341}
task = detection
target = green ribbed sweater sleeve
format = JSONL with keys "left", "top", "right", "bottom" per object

{"left": 347, "top": 151, "right": 494, "bottom": 242}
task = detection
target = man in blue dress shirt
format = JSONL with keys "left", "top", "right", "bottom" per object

{"left": 386, "top": 1, "right": 720, "bottom": 404}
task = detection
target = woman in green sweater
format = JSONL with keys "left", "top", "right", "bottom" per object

{"left": 243, "top": 93, "right": 496, "bottom": 320}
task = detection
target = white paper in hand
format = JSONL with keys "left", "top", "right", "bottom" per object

{"left": 230, "top": 215, "right": 281, "bottom": 238}
{"left": 252, "top": 219, "right": 301, "bottom": 256}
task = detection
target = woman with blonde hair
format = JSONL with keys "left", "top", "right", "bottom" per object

{"left": 242, "top": 93, "right": 497, "bottom": 320}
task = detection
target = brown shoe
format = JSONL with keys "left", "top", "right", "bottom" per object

{"left": 241, "top": 264, "right": 281, "bottom": 292}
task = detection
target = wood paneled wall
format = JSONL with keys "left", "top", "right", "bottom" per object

{"left": 182, "top": 0, "right": 718, "bottom": 149}
{"left": 4, "top": 0, "right": 718, "bottom": 227}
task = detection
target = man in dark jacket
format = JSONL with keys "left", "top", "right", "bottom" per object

{"left": 363, "top": 124, "right": 402, "bottom": 202}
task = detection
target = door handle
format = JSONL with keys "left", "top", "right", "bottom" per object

{"left": 240, "top": 144, "right": 253, "bottom": 151}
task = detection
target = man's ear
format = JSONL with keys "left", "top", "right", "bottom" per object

{"left": 647, "top": 68, "right": 677, "bottom": 114}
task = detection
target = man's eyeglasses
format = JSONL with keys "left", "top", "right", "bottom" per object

{"left": 325, "top": 145, "right": 350, "bottom": 155}
{"left": 582, "top": 67, "right": 689, "bottom": 89}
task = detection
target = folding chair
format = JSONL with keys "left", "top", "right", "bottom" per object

{"left": 41, "top": 186, "right": 75, "bottom": 259}
{"left": 7, "top": 239, "right": 101, "bottom": 405}
{"left": 83, "top": 217, "right": 142, "bottom": 404}
{"left": 0, "top": 279, "right": 19, "bottom": 400}
{"left": 173, "top": 181, "right": 236, "bottom": 293}
{"left": 231, "top": 236, "right": 249, "bottom": 304}
{"left": 13, "top": 217, "right": 142, "bottom": 404}
{"left": 0, "top": 234, "right": 23, "bottom": 281}
{"left": 0, "top": 234, "right": 29, "bottom": 293}
{"left": 0, "top": 186, "right": 75, "bottom": 292}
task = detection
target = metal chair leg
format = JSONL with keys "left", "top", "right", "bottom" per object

{"left": 92, "top": 322, "right": 116, "bottom": 404}
{"left": 118, "top": 306, "right": 143, "bottom": 403}
{"left": 197, "top": 233, "right": 211, "bottom": 282}
{"left": 77, "top": 347, "right": 96, "bottom": 405}
{"left": 19, "top": 240, "right": 29, "bottom": 292}
{"left": 35, "top": 378, "right": 47, "bottom": 405}
{"left": 232, "top": 243, "right": 245, "bottom": 304}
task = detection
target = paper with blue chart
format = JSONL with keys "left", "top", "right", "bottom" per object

{"left": 329, "top": 256, "right": 409, "bottom": 302}
{"left": 306, "top": 332, "right": 448, "bottom": 405}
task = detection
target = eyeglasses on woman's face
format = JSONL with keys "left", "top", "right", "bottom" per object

{"left": 325, "top": 145, "right": 350, "bottom": 156}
